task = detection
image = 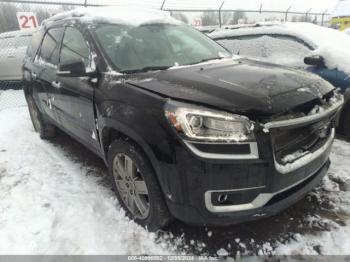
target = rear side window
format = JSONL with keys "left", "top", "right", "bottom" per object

{"left": 26, "top": 30, "right": 44, "bottom": 60}
{"left": 37, "top": 27, "right": 64, "bottom": 66}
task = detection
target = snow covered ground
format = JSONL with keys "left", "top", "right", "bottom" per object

{"left": 0, "top": 90, "right": 350, "bottom": 256}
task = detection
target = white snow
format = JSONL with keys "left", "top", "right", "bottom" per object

{"left": 0, "top": 93, "right": 174, "bottom": 254}
{"left": 47, "top": 6, "right": 181, "bottom": 27}
{"left": 210, "top": 22, "right": 350, "bottom": 75}
{"left": 273, "top": 139, "right": 350, "bottom": 255}
{"left": 281, "top": 149, "right": 309, "bottom": 164}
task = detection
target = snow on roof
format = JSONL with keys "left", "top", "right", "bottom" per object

{"left": 209, "top": 22, "right": 350, "bottom": 75}
{"left": 332, "top": 0, "right": 350, "bottom": 17}
{"left": 47, "top": 6, "right": 182, "bottom": 27}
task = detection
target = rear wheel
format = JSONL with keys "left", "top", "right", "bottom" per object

{"left": 108, "top": 139, "right": 172, "bottom": 231}
{"left": 26, "top": 95, "right": 56, "bottom": 139}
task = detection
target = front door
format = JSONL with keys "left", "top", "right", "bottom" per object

{"left": 55, "top": 26, "right": 100, "bottom": 152}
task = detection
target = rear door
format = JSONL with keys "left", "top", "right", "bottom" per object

{"left": 32, "top": 27, "right": 64, "bottom": 123}
{"left": 55, "top": 26, "right": 99, "bottom": 151}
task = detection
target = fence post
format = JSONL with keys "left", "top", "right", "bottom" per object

{"left": 285, "top": 6, "right": 291, "bottom": 22}
{"left": 84, "top": 0, "right": 87, "bottom": 7}
{"left": 305, "top": 8, "right": 312, "bottom": 22}
{"left": 160, "top": 0, "right": 166, "bottom": 10}
{"left": 321, "top": 9, "right": 328, "bottom": 26}
{"left": 218, "top": 0, "right": 225, "bottom": 28}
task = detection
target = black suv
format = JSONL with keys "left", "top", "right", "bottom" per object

{"left": 23, "top": 7, "right": 343, "bottom": 230}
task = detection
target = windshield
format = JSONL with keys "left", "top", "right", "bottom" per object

{"left": 93, "top": 24, "right": 231, "bottom": 73}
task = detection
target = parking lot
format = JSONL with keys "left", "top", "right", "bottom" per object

{"left": 1, "top": 90, "right": 349, "bottom": 256}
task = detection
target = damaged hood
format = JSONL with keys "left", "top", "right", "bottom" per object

{"left": 126, "top": 58, "right": 334, "bottom": 117}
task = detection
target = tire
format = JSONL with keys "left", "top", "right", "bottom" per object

{"left": 108, "top": 139, "right": 172, "bottom": 231}
{"left": 343, "top": 105, "right": 350, "bottom": 139}
{"left": 26, "top": 95, "right": 56, "bottom": 139}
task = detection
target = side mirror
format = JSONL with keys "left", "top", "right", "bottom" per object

{"left": 304, "top": 55, "right": 325, "bottom": 67}
{"left": 57, "top": 59, "right": 96, "bottom": 77}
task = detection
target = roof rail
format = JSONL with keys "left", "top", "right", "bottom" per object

{"left": 42, "top": 9, "right": 86, "bottom": 27}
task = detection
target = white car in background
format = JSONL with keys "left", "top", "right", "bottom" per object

{"left": 209, "top": 22, "right": 350, "bottom": 137}
{"left": 0, "top": 29, "right": 33, "bottom": 82}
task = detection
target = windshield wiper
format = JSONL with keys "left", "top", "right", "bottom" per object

{"left": 187, "top": 57, "right": 225, "bottom": 66}
{"left": 120, "top": 66, "right": 171, "bottom": 74}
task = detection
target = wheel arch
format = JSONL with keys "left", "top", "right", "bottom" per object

{"left": 100, "top": 120, "right": 162, "bottom": 182}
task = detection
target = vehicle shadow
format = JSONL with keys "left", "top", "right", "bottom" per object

{"left": 48, "top": 128, "right": 346, "bottom": 256}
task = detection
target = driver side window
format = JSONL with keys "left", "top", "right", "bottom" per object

{"left": 60, "top": 27, "right": 91, "bottom": 69}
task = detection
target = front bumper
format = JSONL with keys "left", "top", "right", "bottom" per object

{"left": 166, "top": 159, "right": 329, "bottom": 226}
{"left": 158, "top": 101, "right": 340, "bottom": 226}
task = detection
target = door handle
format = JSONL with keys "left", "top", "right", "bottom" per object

{"left": 51, "top": 81, "right": 61, "bottom": 89}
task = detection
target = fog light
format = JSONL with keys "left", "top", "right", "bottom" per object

{"left": 217, "top": 194, "right": 228, "bottom": 203}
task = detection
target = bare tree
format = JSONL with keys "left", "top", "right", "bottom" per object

{"left": 201, "top": 11, "right": 219, "bottom": 26}
{"left": 232, "top": 10, "right": 246, "bottom": 25}
{"left": 35, "top": 8, "right": 51, "bottom": 24}
{"left": 0, "top": 3, "right": 19, "bottom": 33}
{"left": 61, "top": 5, "right": 75, "bottom": 11}
{"left": 221, "top": 12, "right": 234, "bottom": 25}
{"left": 170, "top": 12, "right": 189, "bottom": 24}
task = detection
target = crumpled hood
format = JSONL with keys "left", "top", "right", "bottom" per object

{"left": 126, "top": 58, "right": 334, "bottom": 117}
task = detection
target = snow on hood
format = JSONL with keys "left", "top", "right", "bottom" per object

{"left": 48, "top": 6, "right": 182, "bottom": 27}
{"left": 210, "top": 22, "right": 350, "bottom": 76}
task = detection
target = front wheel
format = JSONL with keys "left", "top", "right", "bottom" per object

{"left": 108, "top": 139, "right": 172, "bottom": 231}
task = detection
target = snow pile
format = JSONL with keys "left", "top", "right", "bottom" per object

{"left": 273, "top": 139, "right": 350, "bottom": 255}
{"left": 47, "top": 6, "right": 182, "bottom": 27}
{"left": 210, "top": 22, "right": 350, "bottom": 75}
{"left": 0, "top": 100, "right": 173, "bottom": 254}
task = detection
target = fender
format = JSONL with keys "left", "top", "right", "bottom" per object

{"left": 99, "top": 116, "right": 163, "bottom": 180}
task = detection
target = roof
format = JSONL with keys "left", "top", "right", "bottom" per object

{"left": 44, "top": 6, "right": 181, "bottom": 27}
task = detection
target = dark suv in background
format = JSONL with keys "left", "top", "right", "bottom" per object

{"left": 23, "top": 7, "right": 343, "bottom": 230}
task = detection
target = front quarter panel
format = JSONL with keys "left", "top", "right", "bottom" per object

{"left": 95, "top": 75, "right": 177, "bottom": 196}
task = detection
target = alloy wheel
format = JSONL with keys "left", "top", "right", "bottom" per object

{"left": 113, "top": 153, "right": 150, "bottom": 219}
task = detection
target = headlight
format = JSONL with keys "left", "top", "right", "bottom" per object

{"left": 164, "top": 100, "right": 255, "bottom": 142}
